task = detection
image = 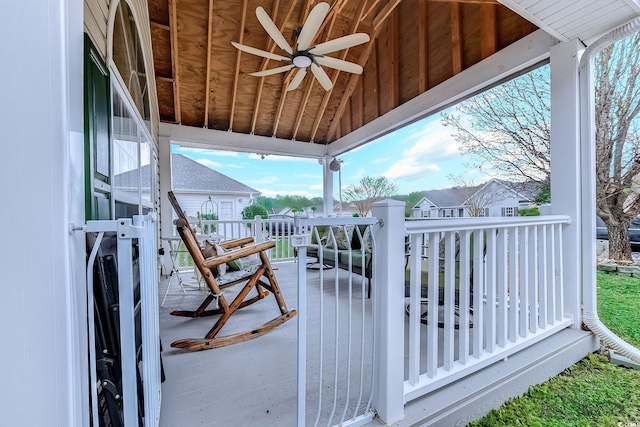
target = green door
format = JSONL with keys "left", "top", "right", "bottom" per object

{"left": 84, "top": 35, "right": 112, "bottom": 221}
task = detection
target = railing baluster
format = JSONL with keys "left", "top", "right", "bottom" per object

{"left": 496, "top": 228, "right": 508, "bottom": 348}
{"left": 528, "top": 225, "right": 539, "bottom": 334}
{"left": 556, "top": 225, "right": 565, "bottom": 321}
{"left": 547, "top": 225, "right": 556, "bottom": 323}
{"left": 458, "top": 230, "right": 471, "bottom": 365}
{"left": 508, "top": 226, "right": 519, "bottom": 343}
{"left": 443, "top": 231, "right": 456, "bottom": 371}
{"left": 408, "top": 233, "right": 422, "bottom": 385}
{"left": 538, "top": 225, "right": 548, "bottom": 328}
{"left": 485, "top": 228, "right": 497, "bottom": 353}
{"left": 519, "top": 226, "right": 530, "bottom": 338}
{"left": 426, "top": 231, "right": 439, "bottom": 378}
{"left": 472, "top": 229, "right": 484, "bottom": 358}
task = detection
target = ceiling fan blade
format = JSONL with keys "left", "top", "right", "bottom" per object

{"left": 231, "top": 42, "right": 291, "bottom": 62}
{"left": 315, "top": 56, "right": 363, "bottom": 74}
{"left": 256, "top": 7, "right": 293, "bottom": 55}
{"left": 309, "top": 33, "right": 370, "bottom": 55}
{"left": 310, "top": 63, "right": 333, "bottom": 91}
{"left": 296, "top": 2, "right": 330, "bottom": 51}
{"left": 250, "top": 65, "right": 296, "bottom": 77}
{"left": 287, "top": 68, "right": 308, "bottom": 91}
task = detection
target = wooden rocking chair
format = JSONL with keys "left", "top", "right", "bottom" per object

{"left": 167, "top": 191, "right": 296, "bottom": 351}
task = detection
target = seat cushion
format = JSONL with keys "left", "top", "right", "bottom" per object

{"left": 216, "top": 257, "right": 262, "bottom": 286}
{"left": 319, "top": 246, "right": 340, "bottom": 262}
{"left": 338, "top": 250, "right": 371, "bottom": 269}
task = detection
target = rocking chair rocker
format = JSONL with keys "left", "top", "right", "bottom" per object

{"left": 167, "top": 191, "right": 296, "bottom": 351}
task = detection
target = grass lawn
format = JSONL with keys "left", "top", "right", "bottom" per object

{"left": 469, "top": 272, "right": 640, "bottom": 427}
{"left": 597, "top": 271, "right": 640, "bottom": 347}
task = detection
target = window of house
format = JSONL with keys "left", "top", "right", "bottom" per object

{"left": 110, "top": 1, "right": 156, "bottom": 218}
{"left": 421, "top": 210, "right": 430, "bottom": 218}
{"left": 501, "top": 206, "right": 518, "bottom": 217}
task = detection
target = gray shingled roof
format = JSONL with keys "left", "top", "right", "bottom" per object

{"left": 494, "top": 179, "right": 541, "bottom": 201}
{"left": 172, "top": 154, "right": 259, "bottom": 194}
{"left": 114, "top": 153, "right": 259, "bottom": 194}
{"left": 421, "top": 187, "right": 477, "bottom": 208}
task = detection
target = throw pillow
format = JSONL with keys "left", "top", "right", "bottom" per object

{"left": 225, "top": 250, "right": 244, "bottom": 271}
{"left": 203, "top": 240, "right": 228, "bottom": 276}
{"left": 361, "top": 227, "right": 372, "bottom": 253}
{"left": 325, "top": 225, "right": 354, "bottom": 250}
{"left": 214, "top": 243, "right": 228, "bottom": 276}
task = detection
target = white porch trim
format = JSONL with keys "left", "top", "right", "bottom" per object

{"left": 327, "top": 29, "right": 557, "bottom": 157}
{"left": 550, "top": 39, "right": 585, "bottom": 324}
{"left": 2, "top": 0, "right": 85, "bottom": 425}
{"left": 160, "top": 123, "right": 328, "bottom": 159}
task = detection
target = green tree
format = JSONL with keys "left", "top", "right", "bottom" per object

{"left": 241, "top": 204, "right": 268, "bottom": 220}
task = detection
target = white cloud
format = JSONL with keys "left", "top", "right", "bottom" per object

{"left": 225, "top": 164, "right": 245, "bottom": 168}
{"left": 210, "top": 150, "right": 240, "bottom": 157}
{"left": 382, "top": 120, "right": 461, "bottom": 181}
{"left": 372, "top": 157, "right": 389, "bottom": 165}
{"left": 196, "top": 159, "right": 223, "bottom": 169}
{"left": 309, "top": 183, "right": 324, "bottom": 190}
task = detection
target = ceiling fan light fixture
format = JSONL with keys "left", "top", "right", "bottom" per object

{"left": 293, "top": 55, "right": 312, "bottom": 68}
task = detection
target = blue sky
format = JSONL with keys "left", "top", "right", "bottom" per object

{"left": 172, "top": 110, "right": 494, "bottom": 198}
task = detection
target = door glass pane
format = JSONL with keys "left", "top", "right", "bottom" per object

{"left": 141, "top": 138, "right": 152, "bottom": 204}
{"left": 112, "top": 90, "right": 139, "bottom": 206}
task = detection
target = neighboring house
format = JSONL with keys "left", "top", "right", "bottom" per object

{"left": 413, "top": 179, "right": 542, "bottom": 218}
{"left": 334, "top": 200, "right": 361, "bottom": 217}
{"left": 170, "top": 153, "right": 259, "bottom": 220}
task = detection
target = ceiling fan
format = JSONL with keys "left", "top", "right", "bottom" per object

{"left": 232, "top": 2, "right": 370, "bottom": 92}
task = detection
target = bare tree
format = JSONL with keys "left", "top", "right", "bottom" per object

{"left": 448, "top": 176, "right": 505, "bottom": 217}
{"left": 443, "top": 34, "right": 640, "bottom": 260}
{"left": 442, "top": 66, "right": 551, "bottom": 184}
{"left": 342, "top": 176, "right": 398, "bottom": 217}
{"left": 594, "top": 32, "right": 640, "bottom": 259}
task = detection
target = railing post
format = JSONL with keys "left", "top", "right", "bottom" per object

{"left": 254, "top": 215, "right": 264, "bottom": 243}
{"left": 371, "top": 199, "right": 406, "bottom": 424}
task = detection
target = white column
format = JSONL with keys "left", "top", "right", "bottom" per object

{"left": 550, "top": 39, "right": 584, "bottom": 324}
{"left": 159, "top": 136, "right": 174, "bottom": 268}
{"left": 371, "top": 199, "right": 406, "bottom": 424}
{"left": 322, "top": 154, "right": 334, "bottom": 217}
{"left": 1, "top": 0, "right": 84, "bottom": 425}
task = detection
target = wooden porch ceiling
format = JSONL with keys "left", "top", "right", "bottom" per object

{"left": 147, "top": 0, "right": 537, "bottom": 146}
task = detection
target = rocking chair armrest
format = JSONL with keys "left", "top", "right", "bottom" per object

{"left": 203, "top": 241, "right": 276, "bottom": 268}
{"left": 219, "top": 237, "right": 255, "bottom": 249}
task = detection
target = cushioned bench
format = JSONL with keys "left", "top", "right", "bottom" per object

{"left": 306, "top": 224, "right": 373, "bottom": 286}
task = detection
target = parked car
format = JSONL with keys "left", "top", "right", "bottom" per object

{"left": 267, "top": 214, "right": 294, "bottom": 236}
{"left": 596, "top": 216, "right": 640, "bottom": 249}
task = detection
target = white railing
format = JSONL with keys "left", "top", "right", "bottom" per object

{"left": 198, "top": 217, "right": 296, "bottom": 261}
{"left": 295, "top": 216, "right": 378, "bottom": 427}
{"left": 86, "top": 214, "right": 161, "bottom": 427}
{"left": 403, "top": 215, "right": 573, "bottom": 402}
